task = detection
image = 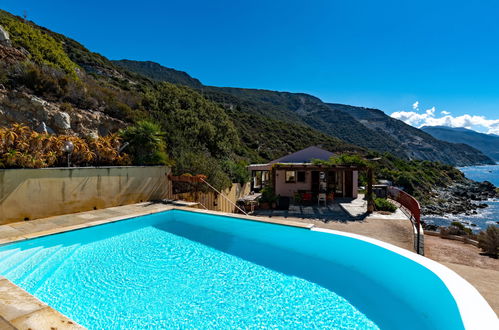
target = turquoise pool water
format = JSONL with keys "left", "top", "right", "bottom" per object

{"left": 0, "top": 210, "right": 464, "bottom": 329}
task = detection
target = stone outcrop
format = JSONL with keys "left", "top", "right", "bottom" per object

{"left": 0, "top": 44, "right": 27, "bottom": 64}
{"left": 0, "top": 25, "right": 10, "bottom": 45}
{"left": 53, "top": 112, "right": 71, "bottom": 130}
{"left": 0, "top": 91, "right": 125, "bottom": 137}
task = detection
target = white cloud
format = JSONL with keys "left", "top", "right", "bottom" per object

{"left": 391, "top": 105, "right": 499, "bottom": 135}
{"left": 412, "top": 101, "right": 419, "bottom": 111}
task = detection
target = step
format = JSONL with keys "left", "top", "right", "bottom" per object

{"left": 5, "top": 245, "right": 64, "bottom": 283}
{"left": 21, "top": 244, "right": 80, "bottom": 293}
{"left": 0, "top": 247, "right": 43, "bottom": 274}
{"left": 0, "top": 248, "right": 20, "bottom": 264}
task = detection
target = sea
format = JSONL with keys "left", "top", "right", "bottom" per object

{"left": 423, "top": 164, "right": 499, "bottom": 232}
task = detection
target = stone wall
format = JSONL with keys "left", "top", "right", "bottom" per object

{"left": 0, "top": 166, "right": 171, "bottom": 224}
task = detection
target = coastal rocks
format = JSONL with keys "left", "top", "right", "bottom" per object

{"left": 422, "top": 180, "right": 498, "bottom": 216}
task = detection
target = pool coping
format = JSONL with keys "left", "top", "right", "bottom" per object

{"left": 0, "top": 204, "right": 496, "bottom": 329}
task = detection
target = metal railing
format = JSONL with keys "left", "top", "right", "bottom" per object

{"left": 387, "top": 186, "right": 423, "bottom": 255}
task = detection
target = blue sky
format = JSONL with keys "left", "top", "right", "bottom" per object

{"left": 2, "top": 0, "right": 499, "bottom": 133}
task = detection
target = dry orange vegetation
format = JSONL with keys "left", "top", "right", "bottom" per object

{"left": 0, "top": 123, "right": 130, "bottom": 168}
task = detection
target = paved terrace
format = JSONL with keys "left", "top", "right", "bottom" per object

{"left": 254, "top": 195, "right": 414, "bottom": 251}
{"left": 0, "top": 201, "right": 418, "bottom": 328}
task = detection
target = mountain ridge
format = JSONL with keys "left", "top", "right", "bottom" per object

{"left": 1, "top": 8, "right": 496, "bottom": 210}
{"left": 421, "top": 126, "right": 499, "bottom": 162}
{"left": 114, "top": 59, "right": 494, "bottom": 166}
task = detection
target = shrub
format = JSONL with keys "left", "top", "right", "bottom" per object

{"left": 0, "top": 123, "right": 130, "bottom": 168}
{"left": 260, "top": 186, "right": 278, "bottom": 204}
{"left": 440, "top": 224, "right": 472, "bottom": 237}
{"left": 173, "top": 151, "right": 232, "bottom": 192}
{"left": 223, "top": 160, "right": 250, "bottom": 185}
{"left": 478, "top": 225, "right": 499, "bottom": 258}
{"left": 119, "top": 121, "right": 171, "bottom": 166}
{"left": 374, "top": 197, "right": 397, "bottom": 212}
{"left": 0, "top": 11, "right": 78, "bottom": 75}
{"left": 450, "top": 221, "right": 473, "bottom": 236}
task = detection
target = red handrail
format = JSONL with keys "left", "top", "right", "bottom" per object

{"left": 388, "top": 186, "right": 422, "bottom": 254}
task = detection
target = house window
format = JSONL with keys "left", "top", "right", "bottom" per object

{"left": 297, "top": 171, "right": 306, "bottom": 182}
{"left": 285, "top": 171, "right": 296, "bottom": 183}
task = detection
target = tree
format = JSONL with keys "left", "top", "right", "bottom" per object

{"left": 119, "top": 121, "right": 171, "bottom": 166}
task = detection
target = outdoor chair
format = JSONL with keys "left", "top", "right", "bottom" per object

{"left": 318, "top": 193, "right": 327, "bottom": 206}
{"left": 301, "top": 192, "right": 312, "bottom": 205}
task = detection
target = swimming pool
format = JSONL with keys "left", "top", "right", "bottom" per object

{"left": 0, "top": 209, "right": 496, "bottom": 329}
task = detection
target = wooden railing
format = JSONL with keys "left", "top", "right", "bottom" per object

{"left": 388, "top": 186, "right": 424, "bottom": 255}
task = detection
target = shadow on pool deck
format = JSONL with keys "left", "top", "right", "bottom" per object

{"left": 253, "top": 202, "right": 364, "bottom": 222}
{"left": 253, "top": 194, "right": 411, "bottom": 224}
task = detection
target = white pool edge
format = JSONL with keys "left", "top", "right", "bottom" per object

{"left": 312, "top": 227, "right": 499, "bottom": 330}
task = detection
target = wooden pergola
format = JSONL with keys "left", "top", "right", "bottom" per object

{"left": 271, "top": 163, "right": 375, "bottom": 213}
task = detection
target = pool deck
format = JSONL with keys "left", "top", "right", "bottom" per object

{"left": 0, "top": 201, "right": 494, "bottom": 328}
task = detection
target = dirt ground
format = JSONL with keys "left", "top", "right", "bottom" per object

{"left": 424, "top": 235, "right": 499, "bottom": 315}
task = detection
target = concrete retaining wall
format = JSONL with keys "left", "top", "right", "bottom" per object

{"left": 0, "top": 166, "right": 171, "bottom": 224}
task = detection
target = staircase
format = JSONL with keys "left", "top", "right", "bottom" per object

{"left": 0, "top": 244, "right": 80, "bottom": 293}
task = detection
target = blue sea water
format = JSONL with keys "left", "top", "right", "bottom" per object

{"left": 424, "top": 164, "right": 499, "bottom": 231}
{"left": 0, "top": 210, "right": 464, "bottom": 329}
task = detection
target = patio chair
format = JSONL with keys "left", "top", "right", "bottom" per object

{"left": 301, "top": 192, "right": 312, "bottom": 205}
{"left": 318, "top": 193, "right": 327, "bottom": 206}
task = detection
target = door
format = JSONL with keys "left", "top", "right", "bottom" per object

{"left": 311, "top": 171, "right": 320, "bottom": 196}
{"left": 344, "top": 170, "right": 353, "bottom": 197}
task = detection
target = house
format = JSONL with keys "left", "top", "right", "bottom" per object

{"left": 249, "top": 146, "right": 361, "bottom": 200}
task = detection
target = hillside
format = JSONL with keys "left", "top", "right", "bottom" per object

{"left": 0, "top": 9, "right": 360, "bottom": 188}
{"left": 0, "top": 8, "right": 496, "bottom": 209}
{"left": 116, "top": 59, "right": 493, "bottom": 166}
{"left": 421, "top": 126, "right": 499, "bottom": 162}
{"left": 328, "top": 103, "right": 494, "bottom": 166}
{"left": 113, "top": 60, "right": 202, "bottom": 89}
{"left": 203, "top": 87, "right": 403, "bottom": 154}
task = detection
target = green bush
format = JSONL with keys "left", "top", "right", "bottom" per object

{"left": 173, "top": 151, "right": 232, "bottom": 192}
{"left": 119, "top": 121, "right": 171, "bottom": 166}
{"left": 440, "top": 222, "right": 472, "bottom": 237}
{"left": 478, "top": 225, "right": 499, "bottom": 258}
{"left": 374, "top": 197, "right": 397, "bottom": 212}
{"left": 260, "top": 186, "right": 278, "bottom": 204}
{"left": 142, "top": 82, "right": 239, "bottom": 159}
{"left": 223, "top": 160, "right": 250, "bottom": 185}
{"left": 450, "top": 221, "right": 473, "bottom": 235}
{"left": 0, "top": 11, "right": 78, "bottom": 75}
